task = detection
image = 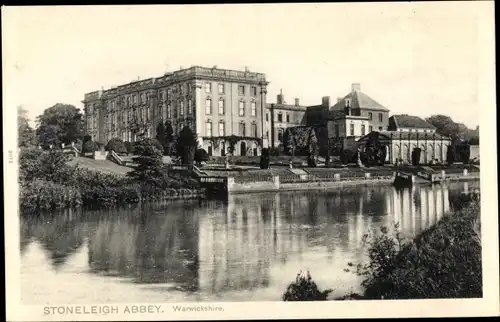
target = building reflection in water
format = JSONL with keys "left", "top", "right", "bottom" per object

{"left": 20, "top": 182, "right": 479, "bottom": 301}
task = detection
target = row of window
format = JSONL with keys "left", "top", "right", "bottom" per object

{"left": 205, "top": 121, "right": 258, "bottom": 138}
{"left": 265, "top": 112, "right": 291, "bottom": 123}
{"left": 205, "top": 83, "right": 258, "bottom": 96}
{"left": 205, "top": 99, "right": 257, "bottom": 116}
{"left": 333, "top": 124, "right": 374, "bottom": 137}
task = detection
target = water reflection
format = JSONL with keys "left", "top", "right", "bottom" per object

{"left": 20, "top": 181, "right": 479, "bottom": 303}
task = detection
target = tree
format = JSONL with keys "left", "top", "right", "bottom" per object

{"left": 194, "top": 148, "right": 209, "bottom": 165}
{"left": 283, "top": 129, "right": 297, "bottom": 158}
{"left": 164, "top": 121, "right": 174, "bottom": 155}
{"left": 426, "top": 115, "right": 460, "bottom": 140}
{"left": 363, "top": 134, "right": 387, "bottom": 166}
{"left": 155, "top": 122, "right": 167, "bottom": 154}
{"left": 82, "top": 140, "right": 99, "bottom": 153}
{"left": 127, "top": 138, "right": 166, "bottom": 187}
{"left": 36, "top": 104, "right": 85, "bottom": 147}
{"left": 446, "top": 145, "right": 456, "bottom": 165}
{"left": 18, "top": 106, "right": 36, "bottom": 147}
{"left": 174, "top": 126, "right": 198, "bottom": 165}
{"left": 411, "top": 148, "right": 422, "bottom": 166}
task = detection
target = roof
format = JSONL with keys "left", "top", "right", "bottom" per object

{"left": 390, "top": 115, "right": 436, "bottom": 129}
{"left": 266, "top": 103, "right": 307, "bottom": 112}
{"left": 330, "top": 90, "right": 389, "bottom": 112}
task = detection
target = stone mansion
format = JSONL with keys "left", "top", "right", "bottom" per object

{"left": 83, "top": 66, "right": 451, "bottom": 163}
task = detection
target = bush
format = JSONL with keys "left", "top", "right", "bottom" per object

{"left": 347, "top": 198, "right": 482, "bottom": 299}
{"left": 105, "top": 138, "right": 127, "bottom": 154}
{"left": 194, "top": 148, "right": 209, "bottom": 165}
{"left": 260, "top": 148, "right": 270, "bottom": 169}
{"left": 82, "top": 140, "right": 99, "bottom": 153}
{"left": 20, "top": 179, "right": 82, "bottom": 213}
{"left": 19, "top": 148, "right": 73, "bottom": 183}
{"left": 307, "top": 154, "right": 317, "bottom": 167}
{"left": 128, "top": 138, "right": 168, "bottom": 188}
{"left": 282, "top": 271, "right": 332, "bottom": 301}
{"left": 411, "top": 148, "right": 422, "bottom": 166}
{"left": 446, "top": 145, "right": 456, "bottom": 165}
{"left": 124, "top": 141, "right": 135, "bottom": 154}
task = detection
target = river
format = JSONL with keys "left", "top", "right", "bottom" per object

{"left": 20, "top": 181, "right": 479, "bottom": 304}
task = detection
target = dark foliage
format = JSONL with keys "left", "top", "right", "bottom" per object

{"left": 411, "top": 148, "right": 422, "bottom": 166}
{"left": 446, "top": 145, "right": 456, "bottom": 164}
{"left": 105, "top": 138, "right": 127, "bottom": 154}
{"left": 174, "top": 126, "right": 198, "bottom": 165}
{"left": 282, "top": 271, "right": 332, "bottom": 301}
{"left": 194, "top": 148, "right": 209, "bottom": 165}
{"left": 260, "top": 148, "right": 270, "bottom": 169}
{"left": 82, "top": 140, "right": 99, "bottom": 153}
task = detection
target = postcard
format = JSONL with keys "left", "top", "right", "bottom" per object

{"left": 3, "top": 2, "right": 499, "bottom": 320}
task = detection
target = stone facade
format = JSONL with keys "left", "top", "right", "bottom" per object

{"left": 83, "top": 66, "right": 268, "bottom": 156}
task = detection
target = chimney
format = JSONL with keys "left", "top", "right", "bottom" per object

{"left": 295, "top": 98, "right": 300, "bottom": 106}
{"left": 322, "top": 96, "right": 330, "bottom": 108}
{"left": 277, "top": 89, "right": 284, "bottom": 104}
{"left": 337, "top": 97, "right": 343, "bottom": 103}
{"left": 351, "top": 83, "right": 361, "bottom": 92}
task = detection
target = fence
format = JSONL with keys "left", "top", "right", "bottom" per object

{"left": 233, "top": 175, "right": 274, "bottom": 184}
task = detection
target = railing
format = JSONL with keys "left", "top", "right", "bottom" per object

{"left": 200, "top": 176, "right": 227, "bottom": 184}
{"left": 109, "top": 150, "right": 124, "bottom": 166}
{"left": 233, "top": 175, "right": 273, "bottom": 184}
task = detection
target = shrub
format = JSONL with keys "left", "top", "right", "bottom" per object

{"left": 124, "top": 141, "right": 135, "bottom": 154}
{"left": 20, "top": 179, "right": 82, "bottom": 213}
{"left": 348, "top": 199, "right": 482, "bottom": 299}
{"left": 19, "top": 148, "right": 73, "bottom": 183}
{"left": 269, "top": 147, "right": 282, "bottom": 157}
{"left": 82, "top": 140, "right": 99, "bottom": 153}
{"left": 128, "top": 138, "right": 168, "bottom": 188}
{"left": 307, "top": 154, "right": 317, "bottom": 167}
{"left": 411, "top": 148, "right": 422, "bottom": 166}
{"left": 194, "top": 148, "right": 209, "bottom": 165}
{"left": 282, "top": 271, "right": 332, "bottom": 301}
{"left": 105, "top": 138, "right": 127, "bottom": 154}
{"left": 446, "top": 145, "right": 456, "bottom": 165}
{"left": 260, "top": 148, "right": 270, "bottom": 169}
{"left": 174, "top": 127, "right": 198, "bottom": 165}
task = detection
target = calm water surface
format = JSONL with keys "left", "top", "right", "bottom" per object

{"left": 20, "top": 181, "right": 479, "bottom": 303}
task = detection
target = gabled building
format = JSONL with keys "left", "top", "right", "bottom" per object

{"left": 327, "top": 83, "right": 391, "bottom": 151}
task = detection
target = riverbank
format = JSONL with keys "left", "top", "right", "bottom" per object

{"left": 283, "top": 193, "right": 482, "bottom": 301}
{"left": 19, "top": 148, "right": 203, "bottom": 214}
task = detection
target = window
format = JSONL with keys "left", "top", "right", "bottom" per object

{"left": 205, "top": 99, "right": 212, "bottom": 114}
{"left": 205, "top": 83, "right": 211, "bottom": 93}
{"left": 218, "top": 83, "right": 225, "bottom": 94}
{"left": 122, "top": 111, "right": 127, "bottom": 124}
{"left": 141, "top": 93, "right": 146, "bottom": 104}
{"left": 361, "top": 124, "right": 366, "bottom": 136}
{"left": 188, "top": 99, "right": 192, "bottom": 114}
{"left": 266, "top": 113, "right": 269, "bottom": 122}
{"left": 369, "top": 125, "right": 373, "bottom": 132}
{"left": 251, "top": 102, "right": 256, "bottom": 116}
{"left": 368, "top": 112, "right": 373, "bottom": 120}
{"left": 334, "top": 125, "right": 340, "bottom": 137}
{"left": 378, "top": 113, "right": 383, "bottom": 122}
{"left": 238, "top": 85, "right": 245, "bottom": 95}
{"left": 133, "top": 95, "right": 138, "bottom": 104}
{"left": 159, "top": 91, "right": 164, "bottom": 101}
{"left": 206, "top": 121, "right": 212, "bottom": 137}
{"left": 188, "top": 83, "right": 192, "bottom": 93}
{"left": 158, "top": 105, "right": 163, "bottom": 120}
{"left": 278, "top": 128, "right": 284, "bottom": 141}
{"left": 239, "top": 122, "right": 246, "bottom": 136}
{"left": 167, "top": 104, "right": 171, "bottom": 118}
{"left": 218, "top": 121, "right": 225, "bottom": 136}
{"left": 218, "top": 99, "right": 225, "bottom": 115}
{"left": 266, "top": 130, "right": 269, "bottom": 138}
{"left": 239, "top": 101, "right": 245, "bottom": 116}
{"left": 277, "top": 112, "right": 283, "bottom": 122}
{"left": 350, "top": 123, "right": 355, "bottom": 136}
{"left": 179, "top": 101, "right": 184, "bottom": 116}
{"left": 146, "top": 106, "right": 150, "bottom": 121}
{"left": 179, "top": 85, "right": 184, "bottom": 95}
{"left": 286, "top": 114, "right": 290, "bottom": 122}
{"left": 251, "top": 123, "right": 258, "bottom": 137}
{"left": 251, "top": 86, "right": 257, "bottom": 96}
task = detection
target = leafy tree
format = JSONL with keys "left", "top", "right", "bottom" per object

{"left": 105, "top": 138, "right": 127, "bottom": 154}
{"left": 155, "top": 122, "right": 167, "bottom": 154}
{"left": 174, "top": 126, "right": 198, "bottom": 165}
{"left": 36, "top": 104, "right": 85, "bottom": 147}
{"left": 426, "top": 115, "right": 461, "bottom": 140}
{"left": 127, "top": 138, "right": 166, "bottom": 187}
{"left": 18, "top": 106, "right": 36, "bottom": 147}
{"left": 283, "top": 129, "right": 296, "bottom": 157}
{"left": 363, "top": 134, "right": 387, "bottom": 166}
{"left": 164, "top": 121, "right": 174, "bottom": 155}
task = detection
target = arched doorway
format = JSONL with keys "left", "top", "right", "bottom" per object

{"left": 427, "top": 144, "right": 434, "bottom": 163}
{"left": 420, "top": 144, "right": 427, "bottom": 164}
{"left": 393, "top": 144, "right": 401, "bottom": 164}
{"left": 436, "top": 144, "right": 442, "bottom": 163}
{"left": 240, "top": 141, "right": 247, "bottom": 156}
{"left": 402, "top": 144, "right": 410, "bottom": 164}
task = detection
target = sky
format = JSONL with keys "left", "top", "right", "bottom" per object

{"left": 3, "top": 2, "right": 494, "bottom": 129}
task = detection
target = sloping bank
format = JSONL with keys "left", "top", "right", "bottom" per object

{"left": 283, "top": 193, "right": 482, "bottom": 301}
{"left": 19, "top": 148, "right": 203, "bottom": 215}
